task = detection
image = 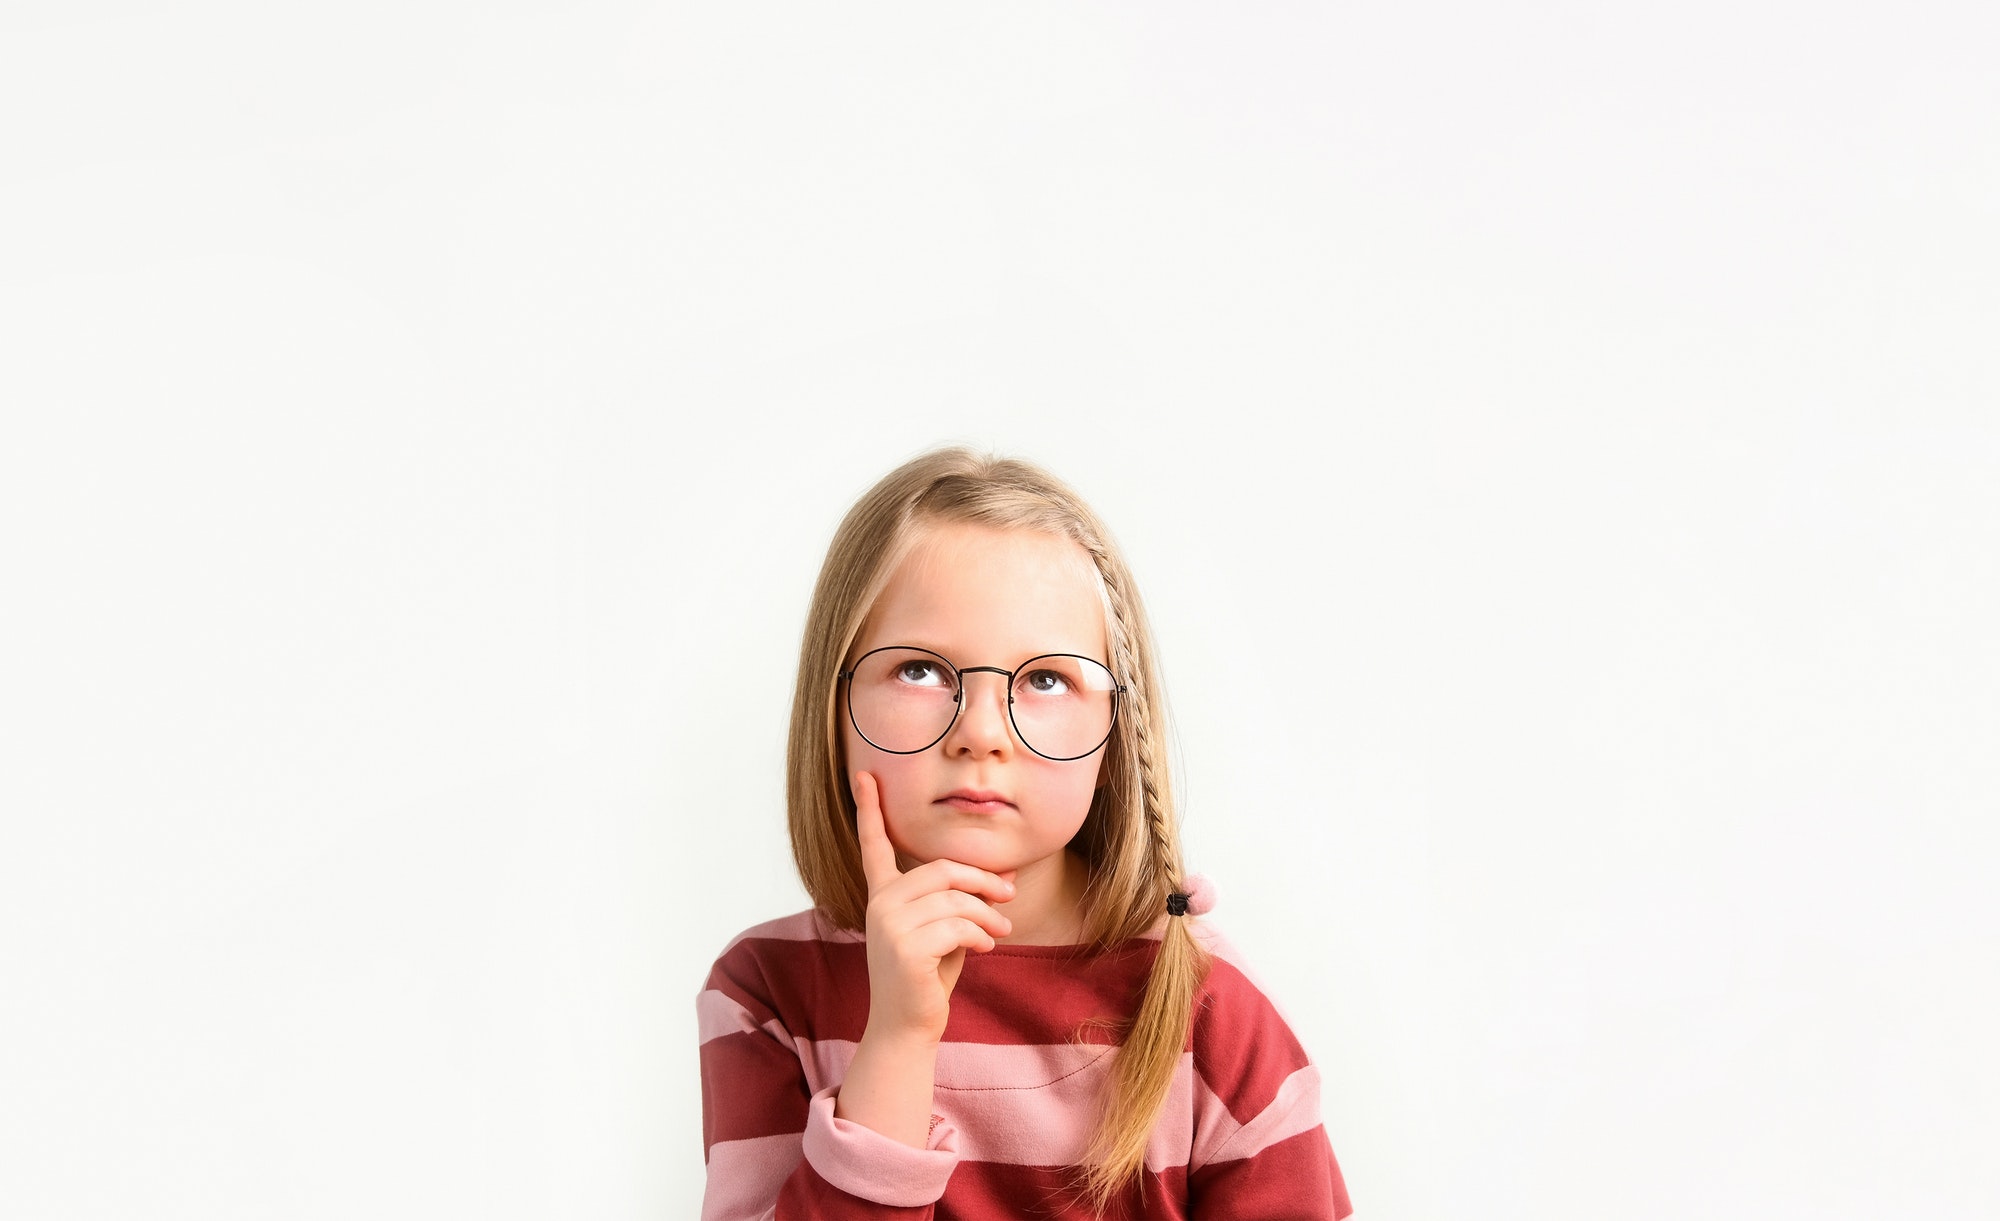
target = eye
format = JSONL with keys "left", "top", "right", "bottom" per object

{"left": 1021, "top": 668, "right": 1073, "bottom": 696}
{"left": 895, "top": 660, "right": 948, "bottom": 686}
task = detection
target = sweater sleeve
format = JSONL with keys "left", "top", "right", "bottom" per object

{"left": 698, "top": 934, "right": 962, "bottom": 1219}
{"left": 1184, "top": 955, "right": 1354, "bottom": 1220}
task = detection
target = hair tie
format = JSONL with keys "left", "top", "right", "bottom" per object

{"left": 1166, "top": 873, "right": 1217, "bottom": 917}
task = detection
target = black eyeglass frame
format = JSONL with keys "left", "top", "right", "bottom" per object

{"left": 837, "top": 645, "right": 1128, "bottom": 762}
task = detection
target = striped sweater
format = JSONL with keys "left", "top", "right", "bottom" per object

{"left": 698, "top": 906, "right": 1353, "bottom": 1219}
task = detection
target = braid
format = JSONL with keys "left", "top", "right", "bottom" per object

{"left": 1068, "top": 535, "right": 1213, "bottom": 1214}
{"left": 1094, "top": 546, "right": 1181, "bottom": 896}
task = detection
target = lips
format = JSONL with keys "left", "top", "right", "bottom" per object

{"left": 938, "top": 788, "right": 1013, "bottom": 812}
{"left": 942, "top": 788, "right": 1009, "bottom": 804}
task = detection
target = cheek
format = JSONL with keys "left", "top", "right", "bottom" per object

{"left": 871, "top": 761, "right": 930, "bottom": 822}
{"left": 1029, "top": 761, "right": 1104, "bottom": 832}
{"left": 842, "top": 726, "right": 927, "bottom": 830}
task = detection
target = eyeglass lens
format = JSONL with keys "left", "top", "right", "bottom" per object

{"left": 846, "top": 647, "right": 1117, "bottom": 759}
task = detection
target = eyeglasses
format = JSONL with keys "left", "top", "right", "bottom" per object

{"left": 838, "top": 645, "right": 1126, "bottom": 762}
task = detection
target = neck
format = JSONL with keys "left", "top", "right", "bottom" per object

{"left": 991, "top": 848, "right": 1089, "bottom": 946}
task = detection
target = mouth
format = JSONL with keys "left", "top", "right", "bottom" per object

{"left": 938, "top": 789, "right": 1013, "bottom": 813}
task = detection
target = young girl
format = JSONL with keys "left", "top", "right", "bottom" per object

{"left": 697, "top": 447, "right": 1353, "bottom": 1219}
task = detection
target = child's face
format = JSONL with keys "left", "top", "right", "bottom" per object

{"left": 841, "top": 521, "right": 1110, "bottom": 878}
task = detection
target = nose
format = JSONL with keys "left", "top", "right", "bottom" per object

{"left": 941, "top": 669, "right": 1015, "bottom": 758}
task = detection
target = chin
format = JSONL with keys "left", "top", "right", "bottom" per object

{"left": 909, "top": 835, "right": 1016, "bottom": 874}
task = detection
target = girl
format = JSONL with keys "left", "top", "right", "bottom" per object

{"left": 697, "top": 447, "right": 1353, "bottom": 1219}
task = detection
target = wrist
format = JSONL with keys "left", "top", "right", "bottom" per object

{"left": 860, "top": 1019, "right": 945, "bottom": 1053}
{"left": 836, "top": 1023, "right": 943, "bottom": 1150}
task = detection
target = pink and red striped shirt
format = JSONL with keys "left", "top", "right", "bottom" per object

{"left": 698, "top": 906, "right": 1354, "bottom": 1219}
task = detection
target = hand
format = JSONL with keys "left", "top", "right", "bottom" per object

{"left": 852, "top": 770, "right": 1017, "bottom": 1043}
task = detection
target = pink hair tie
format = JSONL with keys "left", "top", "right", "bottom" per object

{"left": 1166, "top": 873, "right": 1217, "bottom": 917}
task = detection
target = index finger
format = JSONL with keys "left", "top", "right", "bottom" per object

{"left": 851, "top": 771, "right": 903, "bottom": 896}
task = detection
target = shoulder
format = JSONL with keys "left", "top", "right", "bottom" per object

{"left": 1187, "top": 917, "right": 1293, "bottom": 1017}
{"left": 709, "top": 906, "right": 864, "bottom": 965}
{"left": 700, "top": 908, "right": 864, "bottom": 1003}
{"left": 1139, "top": 914, "right": 1298, "bottom": 1030}
{"left": 698, "top": 907, "right": 868, "bottom": 1043}
{"left": 1184, "top": 918, "right": 1320, "bottom": 1118}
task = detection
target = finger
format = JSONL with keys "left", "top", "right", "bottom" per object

{"left": 909, "top": 916, "right": 1000, "bottom": 961}
{"left": 886, "top": 856, "right": 1016, "bottom": 906}
{"left": 897, "top": 888, "right": 1013, "bottom": 941}
{"left": 852, "top": 771, "right": 903, "bottom": 896}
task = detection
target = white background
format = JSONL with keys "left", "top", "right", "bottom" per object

{"left": 3, "top": 3, "right": 1996, "bottom": 1218}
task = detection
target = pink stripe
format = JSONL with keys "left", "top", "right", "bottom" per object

{"left": 1195, "top": 1064, "right": 1324, "bottom": 1169}
{"left": 934, "top": 1039, "right": 1116, "bottom": 1090}
{"left": 820, "top": 1041, "right": 1202, "bottom": 1170}
{"left": 795, "top": 1036, "right": 1118, "bottom": 1127}
{"left": 793, "top": 1035, "right": 852, "bottom": 1097}
{"left": 696, "top": 988, "right": 792, "bottom": 1046}
{"left": 936, "top": 1046, "right": 1133, "bottom": 1168}
{"left": 1144, "top": 1052, "right": 1199, "bottom": 1173}
{"left": 702, "top": 998, "right": 1217, "bottom": 1171}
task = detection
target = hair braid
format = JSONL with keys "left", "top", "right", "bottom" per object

{"left": 1072, "top": 538, "right": 1213, "bottom": 1214}
{"left": 1094, "top": 546, "right": 1179, "bottom": 893}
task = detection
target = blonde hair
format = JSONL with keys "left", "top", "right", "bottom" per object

{"left": 785, "top": 445, "right": 1212, "bottom": 1212}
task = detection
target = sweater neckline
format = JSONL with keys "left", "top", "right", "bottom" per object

{"left": 966, "top": 934, "right": 1162, "bottom": 960}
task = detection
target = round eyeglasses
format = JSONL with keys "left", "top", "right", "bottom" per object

{"left": 838, "top": 645, "right": 1125, "bottom": 762}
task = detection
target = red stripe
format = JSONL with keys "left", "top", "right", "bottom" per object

{"left": 1192, "top": 957, "right": 1317, "bottom": 1125}
{"left": 703, "top": 937, "right": 870, "bottom": 1044}
{"left": 774, "top": 1156, "right": 934, "bottom": 1220}
{"left": 708, "top": 933, "right": 1162, "bottom": 1047}
{"left": 700, "top": 1031, "right": 811, "bottom": 1153}
{"left": 1189, "top": 1125, "right": 1352, "bottom": 1218}
{"left": 892, "top": 1159, "right": 1191, "bottom": 1219}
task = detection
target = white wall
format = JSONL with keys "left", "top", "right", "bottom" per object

{"left": 3, "top": 3, "right": 1995, "bottom": 1218}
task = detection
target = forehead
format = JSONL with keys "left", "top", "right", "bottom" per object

{"left": 858, "top": 522, "right": 1109, "bottom": 663}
